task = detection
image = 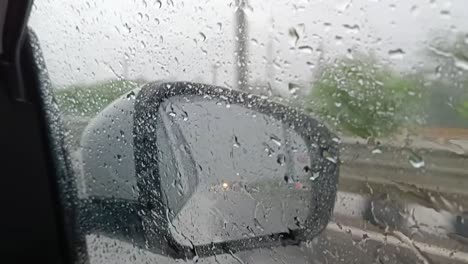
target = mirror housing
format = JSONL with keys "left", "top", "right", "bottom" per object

{"left": 132, "top": 82, "right": 339, "bottom": 258}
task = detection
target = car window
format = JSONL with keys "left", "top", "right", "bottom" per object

{"left": 30, "top": 1, "right": 468, "bottom": 264}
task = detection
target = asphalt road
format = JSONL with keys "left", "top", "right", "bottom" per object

{"left": 81, "top": 188, "right": 468, "bottom": 264}
{"left": 85, "top": 216, "right": 468, "bottom": 264}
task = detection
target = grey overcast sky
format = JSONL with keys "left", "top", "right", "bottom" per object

{"left": 29, "top": 0, "right": 468, "bottom": 92}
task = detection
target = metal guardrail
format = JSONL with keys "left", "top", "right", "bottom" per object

{"left": 340, "top": 142, "right": 468, "bottom": 194}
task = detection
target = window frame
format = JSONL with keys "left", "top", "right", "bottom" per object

{"left": 0, "top": 1, "right": 88, "bottom": 263}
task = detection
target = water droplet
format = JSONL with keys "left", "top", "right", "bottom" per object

{"left": 276, "top": 154, "right": 285, "bottom": 166}
{"left": 155, "top": 0, "right": 162, "bottom": 8}
{"left": 168, "top": 112, "right": 176, "bottom": 117}
{"left": 233, "top": 136, "right": 240, "bottom": 148}
{"left": 288, "top": 27, "right": 300, "bottom": 47}
{"left": 343, "top": 24, "right": 360, "bottom": 34}
{"left": 332, "top": 137, "right": 341, "bottom": 143}
{"left": 270, "top": 135, "right": 282, "bottom": 147}
{"left": 393, "top": 231, "right": 432, "bottom": 264}
{"left": 137, "top": 12, "right": 144, "bottom": 20}
{"left": 335, "top": 35, "right": 343, "bottom": 45}
{"left": 306, "top": 61, "right": 315, "bottom": 69}
{"left": 181, "top": 110, "right": 189, "bottom": 121}
{"left": 298, "top": 45, "right": 313, "bottom": 54}
{"left": 322, "top": 149, "right": 337, "bottom": 164}
{"left": 440, "top": 9, "right": 451, "bottom": 18}
{"left": 408, "top": 151, "right": 425, "bottom": 168}
{"left": 199, "top": 32, "right": 207, "bottom": 42}
{"left": 388, "top": 48, "right": 405, "bottom": 59}
{"left": 123, "top": 23, "right": 132, "bottom": 33}
{"left": 371, "top": 148, "right": 382, "bottom": 154}
{"left": 310, "top": 172, "right": 320, "bottom": 181}
{"left": 263, "top": 143, "right": 274, "bottom": 157}
{"left": 126, "top": 90, "right": 136, "bottom": 100}
{"left": 454, "top": 57, "right": 468, "bottom": 71}
{"left": 288, "top": 83, "right": 301, "bottom": 95}
{"left": 410, "top": 5, "right": 419, "bottom": 16}
{"left": 428, "top": 45, "right": 468, "bottom": 71}
{"left": 323, "top": 22, "right": 332, "bottom": 32}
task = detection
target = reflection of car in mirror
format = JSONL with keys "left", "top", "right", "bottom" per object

{"left": 79, "top": 82, "right": 339, "bottom": 259}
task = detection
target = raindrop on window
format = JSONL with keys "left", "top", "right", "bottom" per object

{"left": 199, "top": 32, "right": 207, "bottom": 42}
{"left": 322, "top": 149, "right": 337, "bottom": 164}
{"left": 323, "top": 22, "right": 332, "bottom": 32}
{"left": 410, "top": 5, "right": 419, "bottom": 16}
{"left": 276, "top": 153, "right": 285, "bottom": 166}
{"left": 408, "top": 151, "right": 425, "bottom": 168}
{"left": 126, "top": 91, "right": 136, "bottom": 100}
{"left": 288, "top": 27, "right": 300, "bottom": 47}
{"left": 440, "top": 9, "right": 451, "bottom": 18}
{"left": 298, "top": 45, "right": 313, "bottom": 54}
{"left": 388, "top": 48, "right": 405, "bottom": 59}
{"left": 371, "top": 147, "right": 382, "bottom": 154}
{"left": 233, "top": 136, "right": 240, "bottom": 148}
{"left": 154, "top": 0, "right": 162, "bottom": 8}
{"left": 309, "top": 171, "right": 320, "bottom": 181}
{"left": 288, "top": 83, "right": 301, "bottom": 95}
{"left": 270, "top": 135, "right": 282, "bottom": 147}
{"left": 454, "top": 57, "right": 468, "bottom": 71}
{"left": 343, "top": 24, "right": 360, "bottom": 34}
{"left": 137, "top": 12, "right": 143, "bottom": 20}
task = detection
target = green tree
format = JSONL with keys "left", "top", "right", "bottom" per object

{"left": 423, "top": 32, "right": 468, "bottom": 128}
{"left": 306, "top": 55, "right": 424, "bottom": 139}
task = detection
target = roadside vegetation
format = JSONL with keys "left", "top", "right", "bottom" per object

{"left": 305, "top": 54, "right": 425, "bottom": 139}
{"left": 423, "top": 32, "right": 468, "bottom": 128}
{"left": 305, "top": 32, "right": 468, "bottom": 139}
{"left": 54, "top": 80, "right": 140, "bottom": 117}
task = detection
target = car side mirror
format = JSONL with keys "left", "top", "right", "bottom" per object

{"left": 132, "top": 82, "right": 339, "bottom": 258}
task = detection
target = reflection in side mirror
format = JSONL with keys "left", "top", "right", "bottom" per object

{"left": 161, "top": 95, "right": 317, "bottom": 246}
{"left": 133, "top": 82, "right": 339, "bottom": 258}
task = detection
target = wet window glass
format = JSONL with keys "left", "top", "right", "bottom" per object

{"left": 30, "top": 0, "right": 468, "bottom": 263}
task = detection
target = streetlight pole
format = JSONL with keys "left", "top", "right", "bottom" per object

{"left": 234, "top": 0, "right": 249, "bottom": 90}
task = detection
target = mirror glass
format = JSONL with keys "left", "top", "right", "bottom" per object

{"left": 155, "top": 95, "right": 320, "bottom": 246}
